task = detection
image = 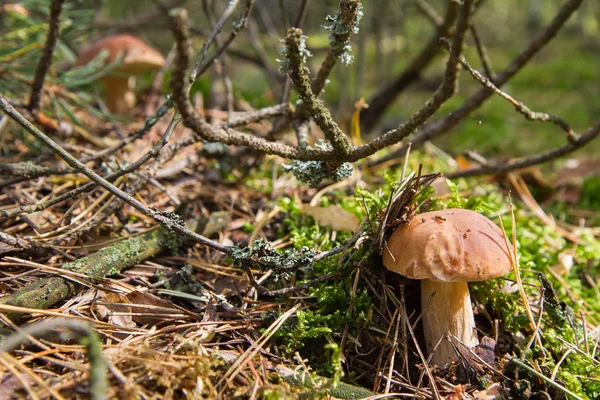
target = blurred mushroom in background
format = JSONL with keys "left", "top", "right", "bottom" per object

{"left": 75, "top": 34, "right": 164, "bottom": 115}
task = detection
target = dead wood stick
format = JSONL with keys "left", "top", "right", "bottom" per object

{"left": 0, "top": 228, "right": 179, "bottom": 324}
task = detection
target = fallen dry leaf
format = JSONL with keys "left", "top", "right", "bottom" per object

{"left": 95, "top": 292, "right": 136, "bottom": 328}
{"left": 302, "top": 204, "right": 360, "bottom": 232}
{"left": 473, "top": 383, "right": 508, "bottom": 399}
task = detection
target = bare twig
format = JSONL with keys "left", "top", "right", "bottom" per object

{"left": 439, "top": 37, "right": 577, "bottom": 141}
{"left": 189, "top": 0, "right": 241, "bottom": 84}
{"left": 0, "top": 113, "right": 179, "bottom": 219}
{"left": 348, "top": 0, "right": 472, "bottom": 160}
{"left": 359, "top": 0, "right": 458, "bottom": 133}
{"left": 469, "top": 23, "right": 495, "bottom": 79}
{"left": 412, "top": 0, "right": 583, "bottom": 145}
{"left": 293, "top": 120, "right": 309, "bottom": 148}
{"left": 0, "top": 105, "right": 287, "bottom": 219}
{"left": 447, "top": 121, "right": 600, "bottom": 178}
{"left": 194, "top": 0, "right": 256, "bottom": 79}
{"left": 371, "top": 0, "right": 585, "bottom": 166}
{"left": 0, "top": 96, "right": 231, "bottom": 254}
{"left": 244, "top": 21, "right": 282, "bottom": 88}
{"left": 0, "top": 100, "right": 173, "bottom": 188}
{"left": 0, "top": 231, "right": 47, "bottom": 257}
{"left": 414, "top": 0, "right": 443, "bottom": 26}
{"left": 293, "top": 0, "right": 310, "bottom": 28}
{"left": 54, "top": 104, "right": 287, "bottom": 243}
{"left": 28, "top": 0, "right": 65, "bottom": 113}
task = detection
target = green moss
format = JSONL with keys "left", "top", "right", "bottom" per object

{"left": 579, "top": 176, "right": 600, "bottom": 210}
{"left": 263, "top": 150, "right": 600, "bottom": 398}
{"left": 242, "top": 221, "right": 255, "bottom": 233}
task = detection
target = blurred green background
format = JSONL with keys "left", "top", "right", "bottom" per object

{"left": 3, "top": 0, "right": 599, "bottom": 158}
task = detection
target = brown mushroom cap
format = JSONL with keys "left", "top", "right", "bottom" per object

{"left": 1, "top": 4, "right": 29, "bottom": 16}
{"left": 76, "top": 34, "right": 164, "bottom": 74}
{"left": 383, "top": 208, "right": 512, "bottom": 282}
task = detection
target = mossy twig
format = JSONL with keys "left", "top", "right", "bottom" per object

{"left": 0, "top": 228, "right": 179, "bottom": 324}
{"left": 284, "top": 28, "right": 352, "bottom": 157}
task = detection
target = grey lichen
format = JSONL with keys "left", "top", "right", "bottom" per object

{"left": 324, "top": 0, "right": 363, "bottom": 65}
{"left": 157, "top": 210, "right": 186, "bottom": 233}
{"left": 232, "top": 239, "right": 314, "bottom": 280}
{"left": 283, "top": 140, "right": 353, "bottom": 187}
{"left": 202, "top": 141, "right": 228, "bottom": 155}
{"left": 276, "top": 35, "right": 312, "bottom": 74}
{"left": 283, "top": 160, "right": 330, "bottom": 188}
{"left": 277, "top": 34, "right": 312, "bottom": 74}
{"left": 331, "top": 162, "right": 353, "bottom": 182}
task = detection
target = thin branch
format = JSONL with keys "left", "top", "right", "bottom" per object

{"left": 412, "top": 0, "right": 585, "bottom": 146}
{"left": 311, "top": 0, "right": 362, "bottom": 96}
{"left": 293, "top": 0, "right": 310, "bottom": 28}
{"left": 0, "top": 113, "right": 179, "bottom": 219}
{"left": 439, "top": 37, "right": 577, "bottom": 141}
{"left": 0, "top": 96, "right": 231, "bottom": 255}
{"left": 0, "top": 100, "right": 172, "bottom": 188}
{"left": 0, "top": 105, "right": 287, "bottom": 219}
{"left": 168, "top": 9, "right": 334, "bottom": 162}
{"left": 202, "top": 3, "right": 233, "bottom": 116}
{"left": 370, "top": 0, "right": 585, "bottom": 167}
{"left": 414, "top": 0, "right": 443, "bottom": 26}
{"left": 194, "top": 0, "right": 256, "bottom": 79}
{"left": 244, "top": 21, "right": 283, "bottom": 88}
{"left": 221, "top": 104, "right": 290, "bottom": 127}
{"left": 293, "top": 120, "right": 309, "bottom": 148}
{"left": 469, "top": 23, "right": 495, "bottom": 79}
{"left": 447, "top": 120, "right": 600, "bottom": 178}
{"left": 347, "top": 0, "right": 472, "bottom": 161}
{"left": 50, "top": 105, "right": 287, "bottom": 243}
{"left": 0, "top": 231, "right": 47, "bottom": 257}
{"left": 359, "top": 0, "right": 459, "bottom": 133}
{"left": 28, "top": 0, "right": 65, "bottom": 113}
{"left": 189, "top": 0, "right": 241, "bottom": 84}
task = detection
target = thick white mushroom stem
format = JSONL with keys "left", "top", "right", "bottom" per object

{"left": 421, "top": 279, "right": 479, "bottom": 366}
{"left": 102, "top": 76, "right": 136, "bottom": 115}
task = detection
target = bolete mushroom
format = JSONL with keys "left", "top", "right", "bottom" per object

{"left": 382, "top": 208, "right": 512, "bottom": 366}
{"left": 1, "top": 4, "right": 29, "bottom": 16}
{"left": 76, "top": 34, "right": 165, "bottom": 115}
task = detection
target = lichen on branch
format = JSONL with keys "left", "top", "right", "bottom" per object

{"left": 283, "top": 140, "right": 353, "bottom": 188}
{"left": 284, "top": 28, "right": 352, "bottom": 157}
{"left": 323, "top": 0, "right": 363, "bottom": 65}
